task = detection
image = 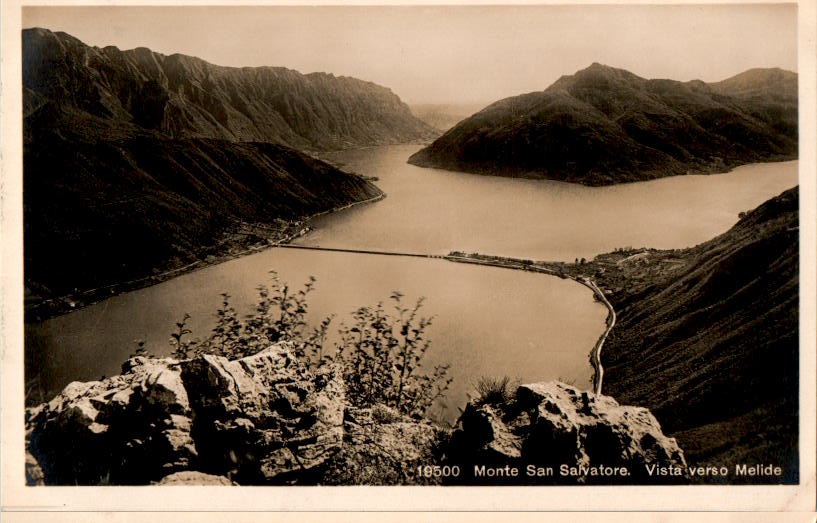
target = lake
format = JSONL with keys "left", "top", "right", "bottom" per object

{"left": 305, "top": 145, "right": 798, "bottom": 261}
{"left": 25, "top": 145, "right": 798, "bottom": 420}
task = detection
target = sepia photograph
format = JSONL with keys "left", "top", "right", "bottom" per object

{"left": 2, "top": 0, "right": 816, "bottom": 513}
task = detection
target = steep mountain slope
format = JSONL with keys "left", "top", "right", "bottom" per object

{"left": 408, "top": 63, "right": 797, "bottom": 185}
{"left": 24, "top": 103, "right": 382, "bottom": 317}
{"left": 23, "top": 28, "right": 437, "bottom": 150}
{"left": 596, "top": 187, "right": 798, "bottom": 482}
{"left": 23, "top": 27, "right": 436, "bottom": 318}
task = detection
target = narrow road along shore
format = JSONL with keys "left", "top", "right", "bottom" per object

{"left": 584, "top": 279, "right": 616, "bottom": 395}
{"left": 300, "top": 192, "right": 386, "bottom": 221}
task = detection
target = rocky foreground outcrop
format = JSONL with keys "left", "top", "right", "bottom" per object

{"left": 26, "top": 343, "right": 345, "bottom": 485}
{"left": 26, "top": 345, "right": 685, "bottom": 485}
{"left": 446, "top": 382, "right": 687, "bottom": 484}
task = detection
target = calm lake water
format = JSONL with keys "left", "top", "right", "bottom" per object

{"left": 305, "top": 145, "right": 798, "bottom": 261}
{"left": 25, "top": 145, "right": 798, "bottom": 420}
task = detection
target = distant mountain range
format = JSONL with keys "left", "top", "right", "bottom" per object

{"left": 408, "top": 63, "right": 797, "bottom": 185}
{"left": 23, "top": 28, "right": 435, "bottom": 315}
{"left": 410, "top": 103, "right": 489, "bottom": 132}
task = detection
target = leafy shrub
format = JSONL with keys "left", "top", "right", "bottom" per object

{"left": 130, "top": 339, "right": 148, "bottom": 359}
{"left": 155, "top": 271, "right": 330, "bottom": 362}
{"left": 153, "top": 274, "right": 451, "bottom": 418}
{"left": 169, "top": 314, "right": 194, "bottom": 359}
{"left": 336, "top": 292, "right": 452, "bottom": 417}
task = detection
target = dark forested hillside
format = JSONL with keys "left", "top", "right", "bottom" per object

{"left": 408, "top": 63, "right": 797, "bottom": 185}
{"left": 23, "top": 103, "right": 382, "bottom": 317}
{"left": 597, "top": 187, "right": 798, "bottom": 482}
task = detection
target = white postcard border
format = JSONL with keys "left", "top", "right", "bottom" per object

{"left": 2, "top": 0, "right": 815, "bottom": 514}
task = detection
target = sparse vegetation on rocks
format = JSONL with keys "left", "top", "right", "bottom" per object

{"left": 474, "top": 376, "right": 516, "bottom": 406}
{"left": 134, "top": 274, "right": 452, "bottom": 419}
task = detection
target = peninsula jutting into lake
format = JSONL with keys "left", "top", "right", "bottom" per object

{"left": 20, "top": 5, "right": 800, "bottom": 488}
{"left": 407, "top": 64, "right": 797, "bottom": 185}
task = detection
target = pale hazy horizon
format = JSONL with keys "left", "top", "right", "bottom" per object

{"left": 23, "top": 5, "right": 797, "bottom": 105}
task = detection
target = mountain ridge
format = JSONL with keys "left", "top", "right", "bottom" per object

{"left": 408, "top": 63, "right": 797, "bottom": 185}
{"left": 23, "top": 27, "right": 438, "bottom": 151}
{"left": 23, "top": 103, "right": 384, "bottom": 319}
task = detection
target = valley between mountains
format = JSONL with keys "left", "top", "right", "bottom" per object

{"left": 22, "top": 27, "right": 800, "bottom": 486}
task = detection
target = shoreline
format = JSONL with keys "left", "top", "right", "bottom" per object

{"left": 443, "top": 253, "right": 616, "bottom": 394}
{"left": 27, "top": 151, "right": 792, "bottom": 323}
{"left": 250, "top": 243, "right": 619, "bottom": 396}
{"left": 266, "top": 246, "right": 616, "bottom": 396}
{"left": 584, "top": 279, "right": 616, "bottom": 395}
{"left": 25, "top": 192, "right": 386, "bottom": 323}
{"left": 406, "top": 155, "right": 798, "bottom": 187}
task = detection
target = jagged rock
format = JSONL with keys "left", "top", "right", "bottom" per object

{"left": 179, "top": 344, "right": 345, "bottom": 484}
{"left": 25, "top": 344, "right": 344, "bottom": 485}
{"left": 323, "top": 405, "right": 445, "bottom": 485}
{"left": 447, "top": 381, "right": 687, "bottom": 484}
{"left": 26, "top": 356, "right": 194, "bottom": 485}
{"left": 155, "top": 471, "right": 235, "bottom": 486}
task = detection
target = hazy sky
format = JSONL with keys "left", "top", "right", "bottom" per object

{"left": 23, "top": 5, "right": 797, "bottom": 105}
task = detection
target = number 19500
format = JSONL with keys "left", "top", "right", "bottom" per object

{"left": 417, "top": 465, "right": 460, "bottom": 478}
